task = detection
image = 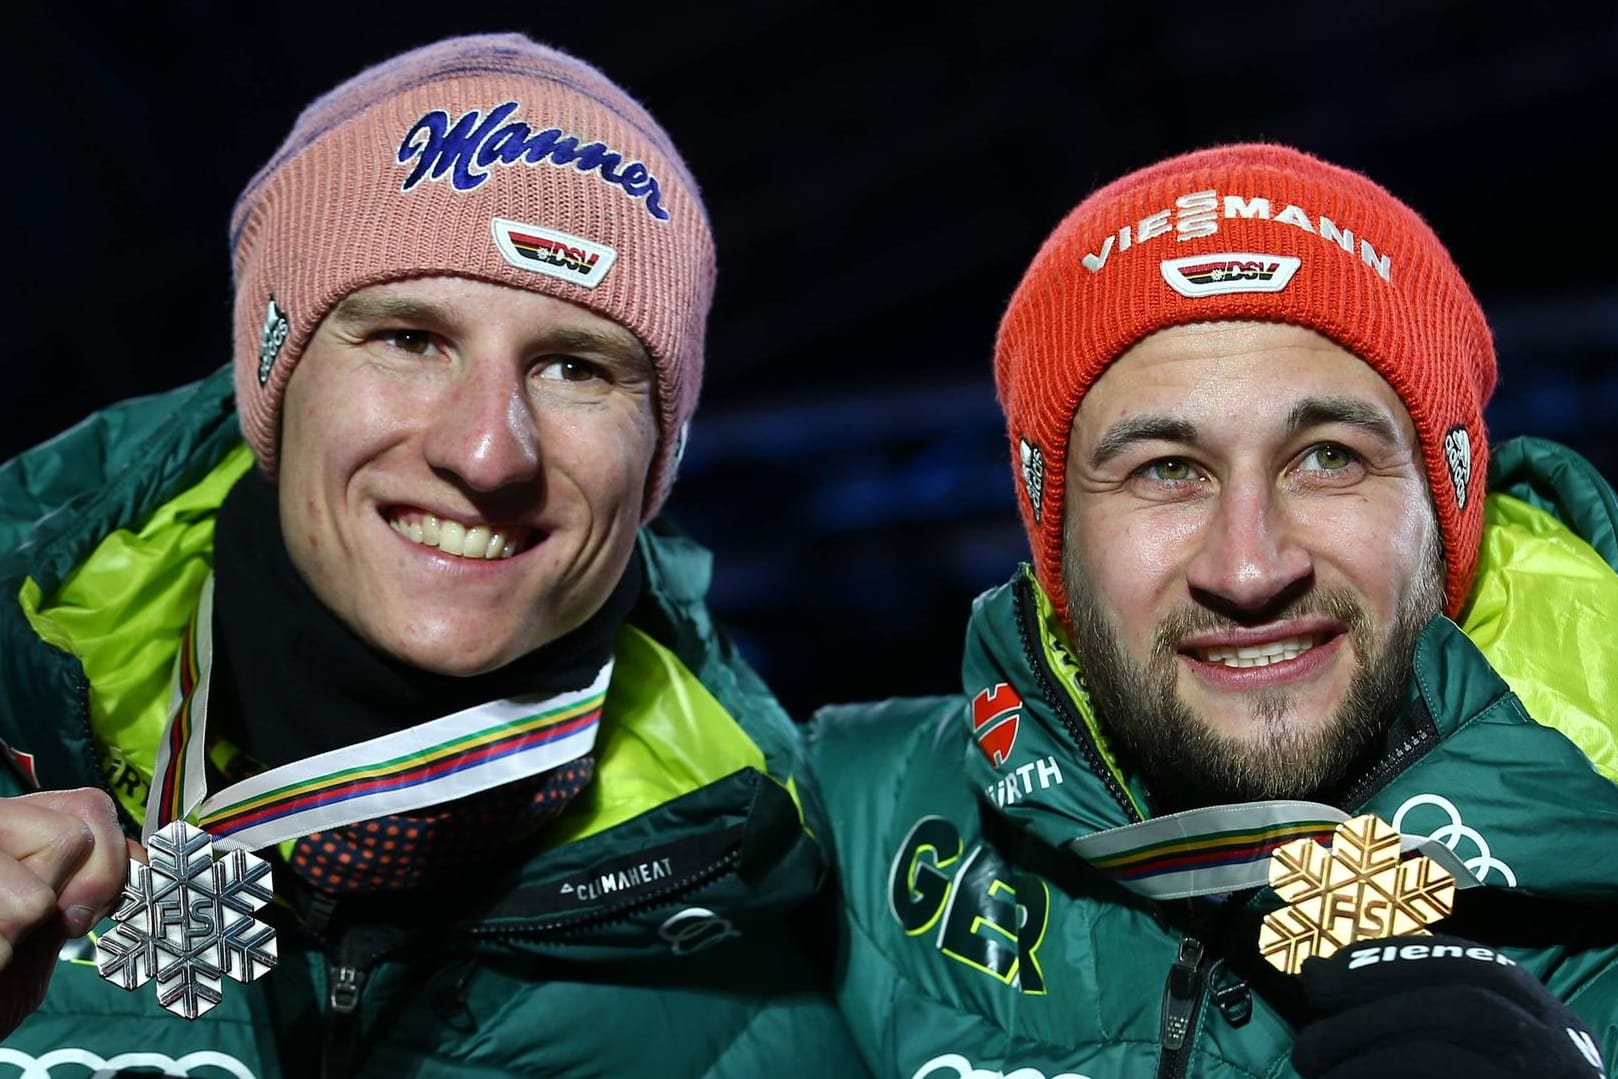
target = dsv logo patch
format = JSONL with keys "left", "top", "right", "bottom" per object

{"left": 912, "top": 1053, "right": 1094, "bottom": 1079}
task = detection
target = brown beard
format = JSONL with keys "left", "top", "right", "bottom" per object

{"left": 1061, "top": 536, "right": 1444, "bottom": 814}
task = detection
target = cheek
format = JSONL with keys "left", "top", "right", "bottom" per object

{"left": 556, "top": 410, "right": 658, "bottom": 507}
{"left": 274, "top": 453, "right": 334, "bottom": 572}
{"left": 1312, "top": 492, "right": 1434, "bottom": 602}
{"left": 301, "top": 498, "right": 325, "bottom": 549}
{"left": 284, "top": 389, "right": 409, "bottom": 491}
{"left": 1076, "top": 503, "right": 1203, "bottom": 588}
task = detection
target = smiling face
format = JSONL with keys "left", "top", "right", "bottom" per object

{"left": 276, "top": 275, "right": 658, "bottom": 677}
{"left": 1061, "top": 321, "right": 1444, "bottom": 811}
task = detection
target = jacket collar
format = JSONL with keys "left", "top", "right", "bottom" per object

{"left": 956, "top": 561, "right": 1618, "bottom": 901}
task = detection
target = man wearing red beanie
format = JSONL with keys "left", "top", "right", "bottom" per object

{"left": 809, "top": 143, "right": 1616, "bottom": 1078}
{"left": 0, "top": 33, "right": 868, "bottom": 1076}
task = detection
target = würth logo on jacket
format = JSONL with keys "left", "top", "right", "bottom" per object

{"left": 971, "top": 684, "right": 1022, "bottom": 767}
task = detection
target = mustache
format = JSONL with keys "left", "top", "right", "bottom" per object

{"left": 1149, "top": 588, "right": 1369, "bottom": 658}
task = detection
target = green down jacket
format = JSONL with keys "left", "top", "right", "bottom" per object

{"left": 0, "top": 366, "right": 870, "bottom": 1079}
{"left": 808, "top": 436, "right": 1618, "bottom": 1079}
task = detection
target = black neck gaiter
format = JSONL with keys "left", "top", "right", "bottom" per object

{"left": 207, "top": 468, "right": 642, "bottom": 893}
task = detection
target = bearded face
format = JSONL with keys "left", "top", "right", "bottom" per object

{"left": 1060, "top": 322, "right": 1448, "bottom": 813}
{"left": 1063, "top": 538, "right": 1443, "bottom": 811}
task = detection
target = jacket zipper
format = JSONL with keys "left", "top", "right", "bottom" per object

{"left": 1157, "top": 935, "right": 1209, "bottom": 1079}
{"left": 323, "top": 959, "right": 368, "bottom": 1079}
{"left": 302, "top": 891, "right": 388, "bottom": 1079}
{"left": 303, "top": 851, "right": 738, "bottom": 1076}
{"left": 470, "top": 848, "right": 741, "bottom": 938}
{"left": 1011, "top": 577, "right": 1138, "bottom": 822}
{"left": 306, "top": 838, "right": 741, "bottom": 1077}
{"left": 69, "top": 670, "right": 145, "bottom": 836}
{"left": 1336, "top": 696, "right": 1438, "bottom": 808}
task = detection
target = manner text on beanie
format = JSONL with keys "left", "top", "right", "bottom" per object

{"left": 994, "top": 142, "right": 1497, "bottom": 621}
{"left": 230, "top": 32, "right": 715, "bottom": 516}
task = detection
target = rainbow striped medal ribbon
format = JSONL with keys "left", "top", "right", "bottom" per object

{"left": 96, "top": 573, "right": 610, "bottom": 1018}
{"left": 1067, "top": 800, "right": 1482, "bottom": 976}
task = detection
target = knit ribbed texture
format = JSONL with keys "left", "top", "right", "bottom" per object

{"left": 230, "top": 33, "right": 715, "bottom": 516}
{"left": 995, "top": 143, "right": 1496, "bottom": 622}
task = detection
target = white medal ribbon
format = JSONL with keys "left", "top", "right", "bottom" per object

{"left": 143, "top": 573, "right": 608, "bottom": 853}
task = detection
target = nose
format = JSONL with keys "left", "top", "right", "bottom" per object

{"left": 1184, "top": 474, "right": 1312, "bottom": 619}
{"left": 421, "top": 364, "right": 540, "bottom": 493}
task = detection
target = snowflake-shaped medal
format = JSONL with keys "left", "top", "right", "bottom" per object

{"left": 94, "top": 820, "right": 278, "bottom": 1018}
{"left": 1258, "top": 813, "right": 1455, "bottom": 975}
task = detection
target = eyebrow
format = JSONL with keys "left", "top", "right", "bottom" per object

{"left": 329, "top": 294, "right": 445, "bottom": 326}
{"left": 328, "top": 294, "right": 650, "bottom": 369}
{"left": 546, "top": 326, "right": 651, "bottom": 370}
{"left": 1088, "top": 415, "right": 1198, "bottom": 470}
{"left": 1086, "top": 395, "right": 1402, "bottom": 471}
{"left": 1284, "top": 396, "right": 1402, "bottom": 446}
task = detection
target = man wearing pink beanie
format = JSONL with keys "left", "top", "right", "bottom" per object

{"left": 0, "top": 32, "right": 869, "bottom": 1076}
{"left": 808, "top": 144, "right": 1617, "bottom": 1077}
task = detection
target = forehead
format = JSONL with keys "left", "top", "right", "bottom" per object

{"left": 330, "top": 275, "right": 650, "bottom": 364}
{"left": 1072, "top": 321, "right": 1412, "bottom": 442}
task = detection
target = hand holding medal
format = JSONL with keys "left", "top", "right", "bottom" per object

{"left": 1259, "top": 813, "right": 1456, "bottom": 975}
{"left": 1292, "top": 933, "right": 1608, "bottom": 1078}
{"left": 0, "top": 788, "right": 140, "bottom": 1038}
{"left": 1259, "top": 814, "right": 1608, "bottom": 1078}
{"left": 93, "top": 820, "right": 277, "bottom": 1020}
{"left": 83, "top": 573, "right": 608, "bottom": 1019}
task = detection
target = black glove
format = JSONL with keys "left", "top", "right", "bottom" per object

{"left": 1293, "top": 933, "right": 1607, "bottom": 1079}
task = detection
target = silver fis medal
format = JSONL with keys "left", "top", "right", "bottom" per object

{"left": 95, "top": 820, "right": 278, "bottom": 1019}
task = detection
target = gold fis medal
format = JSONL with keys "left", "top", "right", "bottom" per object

{"left": 1259, "top": 813, "right": 1456, "bottom": 975}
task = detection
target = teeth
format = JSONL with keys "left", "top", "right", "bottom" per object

{"left": 388, "top": 513, "right": 519, "bottom": 560}
{"left": 439, "top": 520, "right": 466, "bottom": 556}
{"left": 1200, "top": 634, "right": 1317, "bottom": 668}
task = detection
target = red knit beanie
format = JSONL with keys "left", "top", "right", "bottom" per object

{"left": 230, "top": 33, "right": 715, "bottom": 517}
{"left": 995, "top": 143, "right": 1496, "bottom": 622}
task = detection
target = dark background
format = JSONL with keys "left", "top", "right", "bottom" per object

{"left": 8, "top": 2, "right": 1616, "bottom": 720}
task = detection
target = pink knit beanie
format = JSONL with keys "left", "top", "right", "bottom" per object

{"left": 230, "top": 32, "right": 715, "bottom": 516}
{"left": 996, "top": 143, "right": 1497, "bottom": 622}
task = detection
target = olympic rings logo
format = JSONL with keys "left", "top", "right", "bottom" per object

{"left": 1391, "top": 793, "right": 1517, "bottom": 886}
{"left": 910, "top": 1054, "right": 1094, "bottom": 1079}
{"left": 0, "top": 1047, "right": 258, "bottom": 1079}
{"left": 657, "top": 906, "right": 741, "bottom": 956}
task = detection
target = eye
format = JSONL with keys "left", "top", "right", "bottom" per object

{"left": 1299, "top": 443, "right": 1358, "bottom": 471}
{"left": 537, "top": 358, "right": 606, "bottom": 383}
{"left": 1138, "top": 458, "right": 1200, "bottom": 483}
{"left": 381, "top": 329, "right": 436, "bottom": 355}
